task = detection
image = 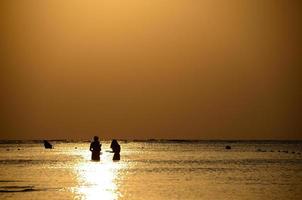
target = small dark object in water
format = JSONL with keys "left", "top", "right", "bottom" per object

{"left": 43, "top": 140, "right": 53, "bottom": 149}
{"left": 278, "top": 150, "right": 281, "bottom": 152}
{"left": 292, "top": 152, "right": 295, "bottom": 154}
{"left": 297, "top": 152, "right": 301, "bottom": 155}
{"left": 225, "top": 145, "right": 231, "bottom": 150}
{"left": 18, "top": 148, "right": 21, "bottom": 150}
{"left": 75, "top": 147, "right": 77, "bottom": 149}
{"left": 257, "top": 149, "right": 261, "bottom": 152}
{"left": 6, "top": 149, "right": 9, "bottom": 151}
{"left": 111, "top": 139, "right": 121, "bottom": 160}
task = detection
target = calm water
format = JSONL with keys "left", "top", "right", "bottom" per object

{"left": 0, "top": 141, "right": 302, "bottom": 200}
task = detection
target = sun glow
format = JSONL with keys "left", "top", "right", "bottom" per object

{"left": 73, "top": 153, "right": 125, "bottom": 200}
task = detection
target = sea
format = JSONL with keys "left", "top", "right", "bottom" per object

{"left": 0, "top": 140, "right": 301, "bottom": 200}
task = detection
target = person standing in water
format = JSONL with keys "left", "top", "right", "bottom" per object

{"left": 110, "top": 139, "right": 121, "bottom": 161}
{"left": 90, "top": 136, "right": 102, "bottom": 161}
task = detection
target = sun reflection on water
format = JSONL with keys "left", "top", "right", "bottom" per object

{"left": 73, "top": 153, "right": 125, "bottom": 200}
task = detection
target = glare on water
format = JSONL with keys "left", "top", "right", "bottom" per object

{"left": 73, "top": 151, "right": 126, "bottom": 200}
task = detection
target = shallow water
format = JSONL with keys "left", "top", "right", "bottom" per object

{"left": 0, "top": 141, "right": 302, "bottom": 200}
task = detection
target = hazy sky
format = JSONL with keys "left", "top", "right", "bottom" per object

{"left": 1, "top": 0, "right": 301, "bottom": 140}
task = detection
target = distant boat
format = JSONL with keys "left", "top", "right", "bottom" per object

{"left": 43, "top": 140, "right": 53, "bottom": 149}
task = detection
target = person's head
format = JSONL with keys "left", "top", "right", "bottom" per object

{"left": 111, "top": 139, "right": 118, "bottom": 146}
{"left": 93, "top": 136, "right": 99, "bottom": 141}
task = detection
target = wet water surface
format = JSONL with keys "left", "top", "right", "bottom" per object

{"left": 0, "top": 141, "right": 301, "bottom": 200}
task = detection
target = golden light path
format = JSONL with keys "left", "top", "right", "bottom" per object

{"left": 73, "top": 151, "right": 126, "bottom": 200}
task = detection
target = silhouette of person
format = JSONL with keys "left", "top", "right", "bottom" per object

{"left": 110, "top": 139, "right": 121, "bottom": 161}
{"left": 90, "top": 136, "right": 102, "bottom": 161}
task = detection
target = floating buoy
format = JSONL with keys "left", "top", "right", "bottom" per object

{"left": 43, "top": 140, "right": 53, "bottom": 149}
{"left": 225, "top": 145, "right": 231, "bottom": 150}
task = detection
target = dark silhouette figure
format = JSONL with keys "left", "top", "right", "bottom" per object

{"left": 44, "top": 140, "right": 53, "bottom": 149}
{"left": 110, "top": 139, "right": 121, "bottom": 161}
{"left": 90, "top": 136, "right": 102, "bottom": 161}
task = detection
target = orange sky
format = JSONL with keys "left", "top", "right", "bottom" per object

{"left": 1, "top": 0, "right": 301, "bottom": 140}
